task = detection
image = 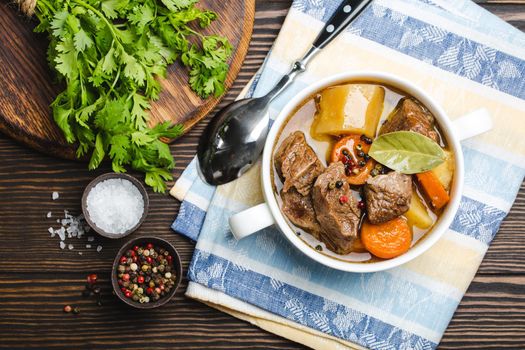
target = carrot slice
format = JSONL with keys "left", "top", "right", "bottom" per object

{"left": 330, "top": 134, "right": 375, "bottom": 185}
{"left": 416, "top": 171, "right": 450, "bottom": 210}
{"left": 361, "top": 217, "right": 412, "bottom": 259}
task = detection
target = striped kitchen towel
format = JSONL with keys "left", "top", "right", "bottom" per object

{"left": 170, "top": 0, "right": 525, "bottom": 349}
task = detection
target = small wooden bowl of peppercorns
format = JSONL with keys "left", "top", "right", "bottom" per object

{"left": 111, "top": 236, "right": 182, "bottom": 309}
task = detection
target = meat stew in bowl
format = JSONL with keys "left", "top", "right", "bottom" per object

{"left": 272, "top": 82, "right": 454, "bottom": 262}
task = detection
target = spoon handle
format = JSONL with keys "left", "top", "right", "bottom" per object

{"left": 264, "top": 0, "right": 372, "bottom": 102}
{"left": 312, "top": 0, "right": 372, "bottom": 50}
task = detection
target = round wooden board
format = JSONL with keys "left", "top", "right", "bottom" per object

{"left": 0, "top": 0, "right": 255, "bottom": 160}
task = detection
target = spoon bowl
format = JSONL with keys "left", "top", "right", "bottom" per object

{"left": 197, "top": 96, "right": 270, "bottom": 185}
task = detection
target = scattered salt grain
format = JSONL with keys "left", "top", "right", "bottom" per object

{"left": 47, "top": 212, "right": 52, "bottom": 218}
{"left": 87, "top": 236, "right": 94, "bottom": 242}
{"left": 52, "top": 191, "right": 59, "bottom": 200}
{"left": 47, "top": 210, "right": 91, "bottom": 252}
{"left": 78, "top": 252, "right": 83, "bottom": 255}
{"left": 86, "top": 178, "right": 144, "bottom": 234}
{"left": 57, "top": 227, "right": 66, "bottom": 241}
{"left": 96, "top": 245, "right": 102, "bottom": 252}
{"left": 86, "top": 244, "right": 91, "bottom": 249}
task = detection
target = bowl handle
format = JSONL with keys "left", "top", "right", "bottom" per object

{"left": 451, "top": 108, "right": 493, "bottom": 141}
{"left": 229, "top": 203, "right": 275, "bottom": 240}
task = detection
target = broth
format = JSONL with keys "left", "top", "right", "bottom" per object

{"left": 272, "top": 81, "right": 451, "bottom": 263}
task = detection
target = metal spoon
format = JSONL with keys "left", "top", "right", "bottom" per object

{"left": 197, "top": 0, "right": 373, "bottom": 186}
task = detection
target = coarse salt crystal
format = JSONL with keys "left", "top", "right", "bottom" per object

{"left": 47, "top": 212, "right": 52, "bottom": 218}
{"left": 57, "top": 227, "right": 66, "bottom": 241}
{"left": 52, "top": 192, "right": 59, "bottom": 200}
{"left": 96, "top": 245, "right": 102, "bottom": 252}
{"left": 59, "top": 241, "right": 66, "bottom": 249}
{"left": 78, "top": 252, "right": 83, "bottom": 255}
{"left": 88, "top": 236, "right": 94, "bottom": 242}
{"left": 48, "top": 227, "right": 54, "bottom": 236}
{"left": 68, "top": 244, "right": 74, "bottom": 250}
{"left": 86, "top": 244, "right": 91, "bottom": 249}
{"left": 86, "top": 178, "right": 144, "bottom": 235}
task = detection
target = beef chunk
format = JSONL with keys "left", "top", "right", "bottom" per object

{"left": 281, "top": 188, "right": 322, "bottom": 239}
{"left": 274, "top": 131, "right": 325, "bottom": 196}
{"left": 364, "top": 171, "right": 412, "bottom": 224}
{"left": 312, "top": 162, "right": 361, "bottom": 254}
{"left": 380, "top": 98, "right": 439, "bottom": 142}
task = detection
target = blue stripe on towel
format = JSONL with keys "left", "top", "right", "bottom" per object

{"left": 197, "top": 227, "right": 460, "bottom": 332}
{"left": 450, "top": 196, "right": 507, "bottom": 244}
{"left": 171, "top": 201, "right": 206, "bottom": 241}
{"left": 189, "top": 249, "right": 438, "bottom": 349}
{"left": 292, "top": 1, "right": 525, "bottom": 99}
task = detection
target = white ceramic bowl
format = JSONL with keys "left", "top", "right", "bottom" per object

{"left": 229, "top": 71, "right": 492, "bottom": 273}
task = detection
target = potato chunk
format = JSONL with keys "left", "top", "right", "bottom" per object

{"left": 430, "top": 150, "right": 454, "bottom": 191}
{"left": 405, "top": 190, "right": 433, "bottom": 229}
{"left": 311, "top": 84, "right": 385, "bottom": 139}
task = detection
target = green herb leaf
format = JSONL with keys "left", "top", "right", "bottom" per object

{"left": 368, "top": 131, "right": 446, "bottom": 174}
{"left": 160, "top": 0, "right": 198, "bottom": 12}
{"left": 73, "top": 29, "right": 93, "bottom": 52}
{"left": 89, "top": 133, "right": 106, "bottom": 170}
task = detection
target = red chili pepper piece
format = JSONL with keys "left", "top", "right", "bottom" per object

{"left": 146, "top": 287, "right": 153, "bottom": 295}
{"left": 133, "top": 245, "right": 139, "bottom": 251}
{"left": 146, "top": 257, "right": 153, "bottom": 264}
{"left": 339, "top": 195, "right": 349, "bottom": 204}
{"left": 124, "top": 291, "right": 132, "bottom": 298}
{"left": 119, "top": 256, "right": 127, "bottom": 264}
{"left": 146, "top": 243, "right": 153, "bottom": 249}
{"left": 87, "top": 273, "right": 98, "bottom": 284}
{"left": 122, "top": 273, "right": 130, "bottom": 282}
{"left": 137, "top": 276, "right": 145, "bottom": 284}
{"left": 166, "top": 255, "right": 173, "bottom": 263}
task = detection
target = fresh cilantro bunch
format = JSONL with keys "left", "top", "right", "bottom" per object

{"left": 32, "top": 0, "right": 232, "bottom": 192}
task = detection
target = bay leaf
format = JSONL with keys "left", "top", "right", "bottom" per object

{"left": 369, "top": 131, "right": 445, "bottom": 174}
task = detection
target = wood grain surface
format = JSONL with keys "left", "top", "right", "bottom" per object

{"left": 0, "top": 0, "right": 524, "bottom": 349}
{"left": 0, "top": 0, "right": 254, "bottom": 160}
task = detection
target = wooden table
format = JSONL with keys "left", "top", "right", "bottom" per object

{"left": 0, "top": 1, "right": 524, "bottom": 348}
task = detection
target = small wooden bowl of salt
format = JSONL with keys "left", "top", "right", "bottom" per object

{"left": 82, "top": 173, "right": 149, "bottom": 239}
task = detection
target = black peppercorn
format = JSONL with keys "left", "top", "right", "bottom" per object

{"left": 335, "top": 180, "right": 343, "bottom": 188}
{"left": 360, "top": 134, "right": 373, "bottom": 144}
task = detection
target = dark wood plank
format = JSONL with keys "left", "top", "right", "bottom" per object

{"left": 475, "top": 1, "right": 525, "bottom": 31}
{"left": 0, "top": 0, "right": 254, "bottom": 160}
{"left": 0, "top": 0, "right": 524, "bottom": 349}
